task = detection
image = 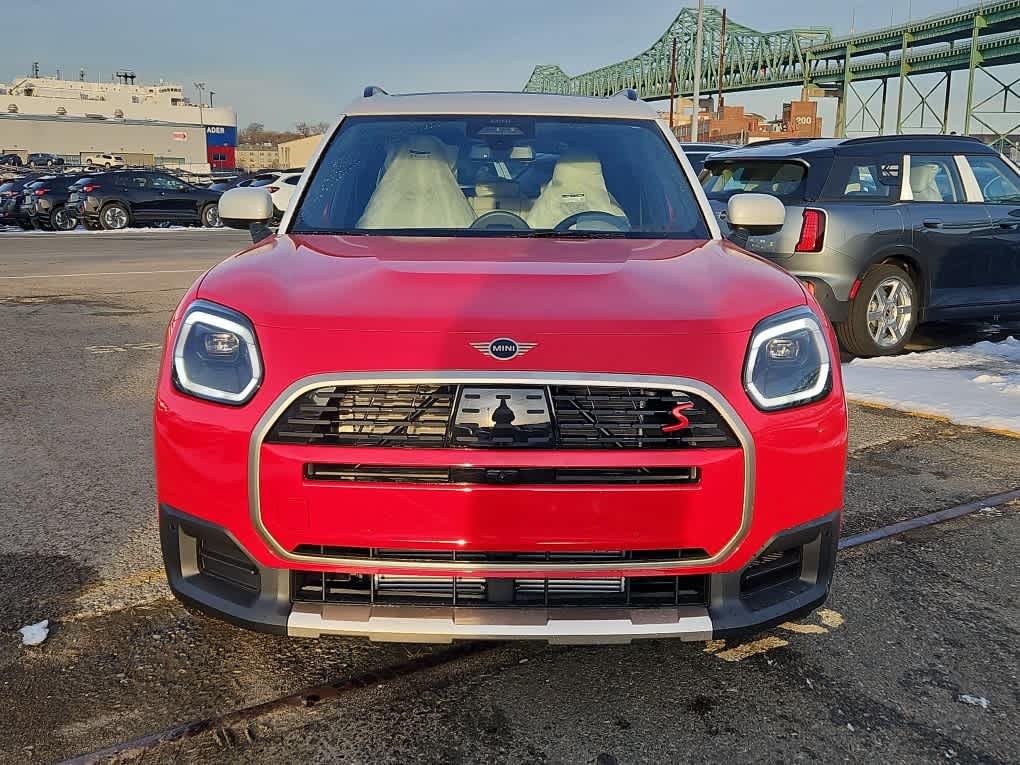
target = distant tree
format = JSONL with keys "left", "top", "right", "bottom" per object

{"left": 294, "top": 121, "right": 330, "bottom": 137}
{"left": 239, "top": 122, "right": 266, "bottom": 144}
{"left": 239, "top": 120, "right": 325, "bottom": 146}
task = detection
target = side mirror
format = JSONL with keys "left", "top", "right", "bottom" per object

{"left": 219, "top": 187, "right": 273, "bottom": 228}
{"left": 726, "top": 193, "right": 786, "bottom": 235}
{"left": 219, "top": 187, "right": 274, "bottom": 242}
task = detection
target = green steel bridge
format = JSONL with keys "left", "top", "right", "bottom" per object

{"left": 523, "top": 2, "right": 1020, "bottom": 145}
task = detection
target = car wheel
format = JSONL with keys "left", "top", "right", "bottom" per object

{"left": 200, "top": 203, "right": 221, "bottom": 228}
{"left": 105, "top": 162, "right": 112, "bottom": 168}
{"left": 86, "top": 159, "right": 93, "bottom": 166}
{"left": 50, "top": 206, "right": 77, "bottom": 231}
{"left": 46, "top": 159, "right": 53, "bottom": 167}
{"left": 99, "top": 202, "right": 130, "bottom": 231}
{"left": 836, "top": 263, "right": 918, "bottom": 357}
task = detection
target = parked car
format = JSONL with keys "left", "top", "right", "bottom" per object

{"left": 702, "top": 135, "right": 1020, "bottom": 356}
{"left": 0, "top": 153, "right": 24, "bottom": 167}
{"left": 78, "top": 170, "right": 222, "bottom": 229}
{"left": 207, "top": 173, "right": 255, "bottom": 193}
{"left": 29, "top": 172, "right": 96, "bottom": 230}
{"left": 155, "top": 89, "right": 847, "bottom": 644}
{"left": 27, "top": 152, "right": 65, "bottom": 167}
{"left": 83, "top": 153, "right": 126, "bottom": 168}
{"left": 681, "top": 142, "right": 735, "bottom": 174}
{"left": 249, "top": 171, "right": 302, "bottom": 219}
{"left": 0, "top": 175, "right": 40, "bottom": 228}
{"left": 7, "top": 176, "right": 57, "bottom": 229}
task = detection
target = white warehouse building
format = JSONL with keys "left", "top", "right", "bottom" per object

{"left": 0, "top": 73, "right": 238, "bottom": 171}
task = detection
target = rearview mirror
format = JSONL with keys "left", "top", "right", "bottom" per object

{"left": 726, "top": 193, "right": 786, "bottom": 235}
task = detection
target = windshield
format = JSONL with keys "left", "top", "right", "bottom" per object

{"left": 702, "top": 160, "right": 807, "bottom": 202}
{"left": 291, "top": 116, "right": 710, "bottom": 239}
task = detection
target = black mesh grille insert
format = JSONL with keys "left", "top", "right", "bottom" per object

{"left": 291, "top": 571, "right": 709, "bottom": 608}
{"left": 266, "top": 384, "right": 739, "bottom": 450}
{"left": 197, "top": 536, "right": 260, "bottom": 592}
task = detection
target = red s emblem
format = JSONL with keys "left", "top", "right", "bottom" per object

{"left": 662, "top": 402, "right": 695, "bottom": 433}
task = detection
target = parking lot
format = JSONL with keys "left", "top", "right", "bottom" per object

{"left": 0, "top": 230, "right": 1018, "bottom": 764}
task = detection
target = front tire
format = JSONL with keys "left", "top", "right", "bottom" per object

{"left": 99, "top": 202, "right": 130, "bottom": 230}
{"left": 835, "top": 263, "right": 918, "bottom": 357}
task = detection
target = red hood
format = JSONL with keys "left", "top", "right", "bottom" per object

{"left": 196, "top": 234, "right": 806, "bottom": 335}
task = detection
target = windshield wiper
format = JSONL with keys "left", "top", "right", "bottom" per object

{"left": 523, "top": 230, "right": 630, "bottom": 239}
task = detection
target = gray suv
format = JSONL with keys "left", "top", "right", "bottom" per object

{"left": 703, "top": 136, "right": 1020, "bottom": 356}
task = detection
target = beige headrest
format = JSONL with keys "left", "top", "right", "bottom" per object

{"left": 549, "top": 152, "right": 607, "bottom": 185}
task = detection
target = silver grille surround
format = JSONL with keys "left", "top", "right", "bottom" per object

{"left": 248, "top": 372, "right": 755, "bottom": 573}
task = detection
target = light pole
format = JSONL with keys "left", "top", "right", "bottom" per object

{"left": 691, "top": 0, "right": 705, "bottom": 141}
{"left": 194, "top": 82, "right": 206, "bottom": 126}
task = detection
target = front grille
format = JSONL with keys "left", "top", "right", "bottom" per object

{"left": 291, "top": 547, "right": 710, "bottom": 564}
{"left": 304, "top": 464, "right": 700, "bottom": 486}
{"left": 292, "top": 570, "right": 708, "bottom": 608}
{"left": 266, "top": 384, "right": 739, "bottom": 450}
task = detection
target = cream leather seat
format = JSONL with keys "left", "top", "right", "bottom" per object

{"left": 909, "top": 163, "right": 945, "bottom": 202}
{"left": 357, "top": 136, "right": 476, "bottom": 229}
{"left": 525, "top": 152, "right": 626, "bottom": 230}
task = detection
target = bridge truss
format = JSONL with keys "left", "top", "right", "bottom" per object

{"left": 523, "top": 2, "right": 1020, "bottom": 149}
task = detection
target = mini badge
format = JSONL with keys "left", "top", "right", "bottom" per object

{"left": 470, "top": 338, "right": 536, "bottom": 361}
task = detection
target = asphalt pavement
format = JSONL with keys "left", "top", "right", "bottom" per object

{"left": 0, "top": 230, "right": 1017, "bottom": 764}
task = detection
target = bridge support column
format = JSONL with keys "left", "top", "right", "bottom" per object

{"left": 964, "top": 14, "right": 988, "bottom": 135}
{"left": 895, "top": 32, "right": 913, "bottom": 135}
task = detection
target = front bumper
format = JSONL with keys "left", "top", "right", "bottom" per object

{"left": 160, "top": 504, "right": 840, "bottom": 644}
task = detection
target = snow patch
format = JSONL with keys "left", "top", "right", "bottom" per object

{"left": 958, "top": 694, "right": 990, "bottom": 709}
{"left": 843, "top": 338, "right": 1020, "bottom": 434}
{"left": 19, "top": 620, "right": 49, "bottom": 646}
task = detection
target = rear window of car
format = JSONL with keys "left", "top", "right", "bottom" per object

{"left": 820, "top": 157, "right": 901, "bottom": 201}
{"left": 701, "top": 160, "right": 807, "bottom": 202}
{"left": 0, "top": 182, "right": 14, "bottom": 193}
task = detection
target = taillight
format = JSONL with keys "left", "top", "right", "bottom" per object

{"left": 82, "top": 184, "right": 100, "bottom": 193}
{"left": 33, "top": 188, "right": 50, "bottom": 196}
{"left": 794, "top": 209, "right": 826, "bottom": 253}
{"left": 266, "top": 186, "right": 280, "bottom": 193}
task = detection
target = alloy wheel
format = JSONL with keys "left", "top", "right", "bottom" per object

{"left": 866, "top": 276, "right": 913, "bottom": 348}
{"left": 103, "top": 206, "right": 128, "bottom": 230}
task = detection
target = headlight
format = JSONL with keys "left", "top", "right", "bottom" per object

{"left": 172, "top": 300, "right": 262, "bottom": 405}
{"left": 744, "top": 307, "right": 832, "bottom": 411}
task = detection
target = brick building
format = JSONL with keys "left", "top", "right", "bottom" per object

{"left": 673, "top": 99, "right": 822, "bottom": 144}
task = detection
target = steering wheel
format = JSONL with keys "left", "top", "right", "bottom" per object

{"left": 470, "top": 210, "right": 531, "bottom": 231}
{"left": 553, "top": 211, "right": 631, "bottom": 232}
{"left": 982, "top": 175, "right": 1011, "bottom": 202}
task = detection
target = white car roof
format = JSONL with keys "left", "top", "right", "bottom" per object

{"left": 342, "top": 90, "right": 659, "bottom": 120}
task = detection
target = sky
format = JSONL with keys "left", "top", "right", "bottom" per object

{"left": 0, "top": 0, "right": 999, "bottom": 133}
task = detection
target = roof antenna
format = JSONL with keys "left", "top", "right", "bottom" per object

{"left": 363, "top": 85, "right": 389, "bottom": 98}
{"left": 613, "top": 88, "right": 639, "bottom": 102}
